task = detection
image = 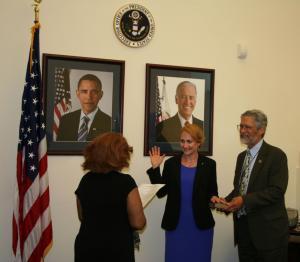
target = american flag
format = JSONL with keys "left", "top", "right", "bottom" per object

{"left": 160, "top": 76, "right": 171, "bottom": 120}
{"left": 12, "top": 22, "right": 52, "bottom": 262}
{"left": 52, "top": 67, "right": 72, "bottom": 140}
{"left": 155, "top": 76, "right": 163, "bottom": 124}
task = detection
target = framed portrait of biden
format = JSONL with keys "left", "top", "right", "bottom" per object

{"left": 144, "top": 63, "right": 214, "bottom": 156}
{"left": 42, "top": 54, "right": 124, "bottom": 155}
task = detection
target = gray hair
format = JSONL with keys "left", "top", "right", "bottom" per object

{"left": 241, "top": 109, "right": 268, "bottom": 129}
{"left": 175, "top": 81, "right": 197, "bottom": 97}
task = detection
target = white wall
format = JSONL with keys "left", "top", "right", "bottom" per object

{"left": 1, "top": 1, "right": 300, "bottom": 261}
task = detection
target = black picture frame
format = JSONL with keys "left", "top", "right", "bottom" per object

{"left": 144, "top": 63, "right": 214, "bottom": 156}
{"left": 43, "top": 54, "right": 125, "bottom": 155}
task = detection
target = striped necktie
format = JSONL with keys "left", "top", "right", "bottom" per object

{"left": 77, "top": 116, "right": 90, "bottom": 141}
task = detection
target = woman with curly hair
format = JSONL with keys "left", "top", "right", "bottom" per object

{"left": 75, "top": 132, "right": 146, "bottom": 262}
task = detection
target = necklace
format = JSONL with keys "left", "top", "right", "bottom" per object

{"left": 181, "top": 155, "right": 198, "bottom": 167}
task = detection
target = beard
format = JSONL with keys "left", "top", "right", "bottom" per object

{"left": 240, "top": 135, "right": 251, "bottom": 145}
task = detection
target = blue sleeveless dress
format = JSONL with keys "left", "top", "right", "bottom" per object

{"left": 165, "top": 165, "right": 214, "bottom": 262}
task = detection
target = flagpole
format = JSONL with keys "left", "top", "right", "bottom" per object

{"left": 33, "top": 0, "right": 42, "bottom": 23}
{"left": 30, "top": 0, "right": 42, "bottom": 71}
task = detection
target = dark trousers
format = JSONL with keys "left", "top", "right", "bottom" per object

{"left": 236, "top": 216, "right": 287, "bottom": 262}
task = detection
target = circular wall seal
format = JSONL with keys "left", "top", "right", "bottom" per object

{"left": 113, "top": 4, "right": 155, "bottom": 48}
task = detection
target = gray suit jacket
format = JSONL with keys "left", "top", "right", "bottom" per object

{"left": 226, "top": 141, "right": 289, "bottom": 250}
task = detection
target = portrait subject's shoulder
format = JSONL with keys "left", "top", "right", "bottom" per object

{"left": 157, "top": 115, "right": 179, "bottom": 127}
{"left": 155, "top": 120, "right": 163, "bottom": 129}
{"left": 60, "top": 109, "right": 81, "bottom": 121}
{"left": 156, "top": 118, "right": 170, "bottom": 130}
{"left": 155, "top": 115, "right": 180, "bottom": 134}
{"left": 96, "top": 109, "right": 112, "bottom": 121}
{"left": 193, "top": 116, "right": 204, "bottom": 127}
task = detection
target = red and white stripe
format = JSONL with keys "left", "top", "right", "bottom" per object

{"left": 53, "top": 98, "right": 71, "bottom": 140}
{"left": 12, "top": 136, "right": 52, "bottom": 262}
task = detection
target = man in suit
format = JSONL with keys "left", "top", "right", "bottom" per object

{"left": 56, "top": 74, "right": 111, "bottom": 141}
{"left": 215, "top": 109, "right": 289, "bottom": 262}
{"left": 156, "top": 81, "right": 203, "bottom": 142}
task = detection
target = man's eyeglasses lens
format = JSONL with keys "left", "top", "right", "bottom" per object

{"left": 237, "top": 124, "right": 252, "bottom": 130}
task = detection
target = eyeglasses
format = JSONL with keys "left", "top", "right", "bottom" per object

{"left": 237, "top": 124, "right": 254, "bottom": 131}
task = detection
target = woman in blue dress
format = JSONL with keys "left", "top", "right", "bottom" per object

{"left": 147, "top": 123, "right": 219, "bottom": 262}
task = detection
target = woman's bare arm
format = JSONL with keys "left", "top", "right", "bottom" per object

{"left": 127, "top": 188, "right": 146, "bottom": 230}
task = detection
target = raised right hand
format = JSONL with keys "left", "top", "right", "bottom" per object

{"left": 149, "top": 146, "right": 165, "bottom": 169}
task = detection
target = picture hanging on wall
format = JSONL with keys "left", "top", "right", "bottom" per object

{"left": 42, "top": 54, "right": 125, "bottom": 155}
{"left": 144, "top": 63, "right": 215, "bottom": 156}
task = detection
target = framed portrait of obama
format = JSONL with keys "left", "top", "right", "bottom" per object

{"left": 144, "top": 63, "right": 215, "bottom": 156}
{"left": 43, "top": 54, "right": 124, "bottom": 155}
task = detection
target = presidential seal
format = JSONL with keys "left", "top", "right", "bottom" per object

{"left": 113, "top": 4, "right": 155, "bottom": 48}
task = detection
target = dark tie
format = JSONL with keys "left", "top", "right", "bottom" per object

{"left": 237, "top": 149, "right": 251, "bottom": 217}
{"left": 77, "top": 116, "right": 90, "bottom": 141}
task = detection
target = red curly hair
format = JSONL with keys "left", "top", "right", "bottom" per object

{"left": 82, "top": 132, "right": 133, "bottom": 173}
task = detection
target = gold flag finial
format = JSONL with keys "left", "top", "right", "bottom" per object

{"left": 30, "top": 0, "right": 42, "bottom": 71}
{"left": 33, "top": 0, "right": 42, "bottom": 23}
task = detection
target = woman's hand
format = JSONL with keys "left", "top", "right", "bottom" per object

{"left": 210, "top": 195, "right": 221, "bottom": 203}
{"left": 149, "top": 146, "right": 165, "bottom": 169}
{"left": 210, "top": 196, "right": 230, "bottom": 212}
